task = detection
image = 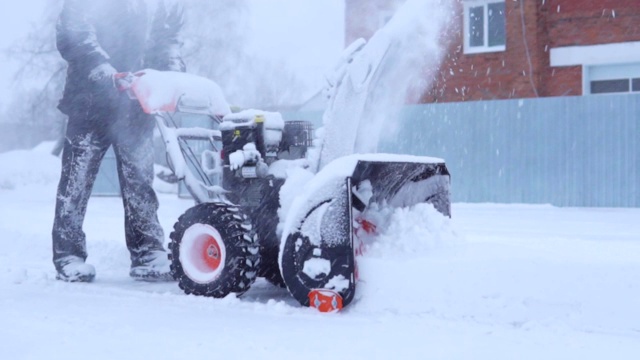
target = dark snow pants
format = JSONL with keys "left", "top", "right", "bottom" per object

{"left": 52, "top": 94, "right": 165, "bottom": 271}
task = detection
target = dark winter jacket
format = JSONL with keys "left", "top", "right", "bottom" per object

{"left": 57, "top": 0, "right": 186, "bottom": 114}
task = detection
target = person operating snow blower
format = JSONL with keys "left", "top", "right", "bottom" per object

{"left": 52, "top": 0, "right": 185, "bottom": 282}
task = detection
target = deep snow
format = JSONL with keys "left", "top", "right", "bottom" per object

{"left": 1, "top": 143, "right": 639, "bottom": 360}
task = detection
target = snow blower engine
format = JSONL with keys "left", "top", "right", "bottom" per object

{"left": 216, "top": 113, "right": 315, "bottom": 288}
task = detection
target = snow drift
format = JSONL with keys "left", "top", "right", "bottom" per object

{"left": 1, "top": 143, "right": 640, "bottom": 359}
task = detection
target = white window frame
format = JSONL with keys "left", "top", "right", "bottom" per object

{"left": 463, "top": 0, "right": 506, "bottom": 54}
{"left": 585, "top": 63, "right": 640, "bottom": 95}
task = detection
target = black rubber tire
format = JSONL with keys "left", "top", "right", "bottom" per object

{"left": 253, "top": 184, "right": 286, "bottom": 288}
{"left": 280, "top": 194, "right": 356, "bottom": 309}
{"left": 281, "top": 229, "right": 356, "bottom": 308}
{"left": 169, "top": 202, "right": 259, "bottom": 297}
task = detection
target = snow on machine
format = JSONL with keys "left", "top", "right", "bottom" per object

{"left": 119, "top": 68, "right": 450, "bottom": 312}
{"left": 118, "top": 0, "right": 451, "bottom": 312}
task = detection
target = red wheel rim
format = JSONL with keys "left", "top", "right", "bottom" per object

{"left": 180, "top": 223, "right": 226, "bottom": 284}
{"left": 202, "top": 235, "right": 222, "bottom": 271}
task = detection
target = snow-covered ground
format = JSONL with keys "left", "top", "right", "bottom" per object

{"left": 1, "top": 144, "right": 639, "bottom": 360}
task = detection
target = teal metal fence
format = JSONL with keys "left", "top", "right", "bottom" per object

{"left": 93, "top": 148, "right": 121, "bottom": 196}
{"left": 94, "top": 95, "right": 639, "bottom": 207}
{"left": 283, "top": 94, "right": 640, "bottom": 208}
{"left": 93, "top": 112, "right": 220, "bottom": 198}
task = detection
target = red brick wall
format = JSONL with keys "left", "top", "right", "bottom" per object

{"left": 548, "top": 0, "right": 640, "bottom": 46}
{"left": 544, "top": 0, "right": 640, "bottom": 97}
{"left": 423, "top": 0, "right": 548, "bottom": 103}
{"left": 345, "top": 0, "right": 640, "bottom": 104}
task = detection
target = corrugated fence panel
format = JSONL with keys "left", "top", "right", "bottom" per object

{"left": 90, "top": 95, "right": 640, "bottom": 207}
{"left": 93, "top": 148, "right": 120, "bottom": 196}
{"left": 282, "top": 111, "right": 324, "bottom": 128}
{"left": 283, "top": 94, "right": 639, "bottom": 207}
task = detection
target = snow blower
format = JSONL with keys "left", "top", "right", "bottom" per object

{"left": 118, "top": 69, "right": 450, "bottom": 312}
{"left": 117, "top": 0, "right": 452, "bottom": 310}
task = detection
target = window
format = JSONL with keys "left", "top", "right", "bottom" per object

{"left": 587, "top": 63, "right": 640, "bottom": 95}
{"left": 463, "top": 0, "right": 506, "bottom": 54}
{"left": 590, "top": 79, "right": 629, "bottom": 94}
{"left": 590, "top": 78, "right": 640, "bottom": 94}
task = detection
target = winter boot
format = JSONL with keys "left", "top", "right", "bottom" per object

{"left": 130, "top": 250, "right": 174, "bottom": 282}
{"left": 56, "top": 256, "right": 96, "bottom": 283}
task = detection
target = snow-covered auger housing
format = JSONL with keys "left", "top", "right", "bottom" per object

{"left": 280, "top": 155, "right": 450, "bottom": 310}
{"left": 276, "top": 0, "right": 457, "bottom": 311}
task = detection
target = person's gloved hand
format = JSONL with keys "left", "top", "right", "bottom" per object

{"left": 114, "top": 72, "right": 136, "bottom": 92}
{"left": 229, "top": 143, "right": 262, "bottom": 171}
{"left": 88, "top": 63, "right": 118, "bottom": 98}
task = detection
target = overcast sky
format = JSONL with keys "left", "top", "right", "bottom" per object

{"left": 0, "top": 0, "right": 345, "bottom": 110}
{"left": 247, "top": 0, "right": 345, "bottom": 79}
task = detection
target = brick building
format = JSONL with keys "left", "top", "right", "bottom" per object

{"left": 345, "top": 0, "right": 640, "bottom": 103}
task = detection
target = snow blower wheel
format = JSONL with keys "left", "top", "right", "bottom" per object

{"left": 169, "top": 202, "right": 259, "bottom": 297}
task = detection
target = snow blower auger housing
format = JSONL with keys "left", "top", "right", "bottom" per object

{"left": 280, "top": 154, "right": 450, "bottom": 310}
{"left": 121, "top": 70, "right": 451, "bottom": 312}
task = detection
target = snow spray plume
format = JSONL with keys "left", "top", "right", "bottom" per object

{"left": 318, "top": 0, "right": 453, "bottom": 170}
{"left": 183, "top": 0, "right": 310, "bottom": 108}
